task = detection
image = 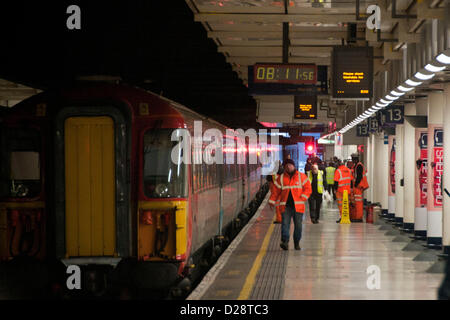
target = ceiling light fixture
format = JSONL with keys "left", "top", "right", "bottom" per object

{"left": 390, "top": 90, "right": 405, "bottom": 96}
{"left": 405, "top": 79, "right": 422, "bottom": 86}
{"left": 424, "top": 63, "right": 446, "bottom": 72}
{"left": 376, "top": 102, "right": 388, "bottom": 107}
{"left": 398, "top": 85, "right": 414, "bottom": 92}
{"left": 414, "top": 71, "right": 435, "bottom": 80}
{"left": 436, "top": 52, "right": 450, "bottom": 64}
{"left": 385, "top": 95, "right": 399, "bottom": 101}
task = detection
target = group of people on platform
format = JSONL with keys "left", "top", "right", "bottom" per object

{"left": 267, "top": 153, "right": 369, "bottom": 251}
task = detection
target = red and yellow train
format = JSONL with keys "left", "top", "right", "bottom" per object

{"left": 0, "top": 82, "right": 269, "bottom": 297}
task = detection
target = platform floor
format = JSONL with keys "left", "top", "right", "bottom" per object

{"left": 188, "top": 196, "right": 445, "bottom": 300}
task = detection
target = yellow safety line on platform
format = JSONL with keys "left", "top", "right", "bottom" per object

{"left": 237, "top": 219, "right": 276, "bottom": 300}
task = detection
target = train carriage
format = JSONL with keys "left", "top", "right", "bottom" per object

{"left": 0, "top": 82, "right": 268, "bottom": 297}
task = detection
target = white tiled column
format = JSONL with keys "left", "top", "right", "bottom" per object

{"left": 374, "top": 133, "right": 389, "bottom": 212}
{"left": 443, "top": 84, "right": 450, "bottom": 255}
{"left": 403, "top": 103, "right": 416, "bottom": 232}
{"left": 414, "top": 98, "right": 428, "bottom": 238}
{"left": 395, "top": 124, "right": 404, "bottom": 225}
{"left": 427, "top": 92, "right": 444, "bottom": 247}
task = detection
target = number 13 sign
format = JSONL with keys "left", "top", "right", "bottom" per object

{"left": 382, "top": 105, "right": 404, "bottom": 124}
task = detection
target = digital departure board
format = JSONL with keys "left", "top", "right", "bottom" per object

{"left": 253, "top": 64, "right": 317, "bottom": 84}
{"left": 248, "top": 65, "right": 328, "bottom": 96}
{"left": 332, "top": 46, "right": 373, "bottom": 100}
{"left": 294, "top": 95, "right": 317, "bottom": 120}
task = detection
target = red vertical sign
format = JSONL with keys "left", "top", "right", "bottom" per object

{"left": 433, "top": 147, "right": 443, "bottom": 207}
{"left": 416, "top": 131, "right": 427, "bottom": 207}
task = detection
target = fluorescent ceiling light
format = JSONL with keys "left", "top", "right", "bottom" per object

{"left": 379, "top": 99, "right": 391, "bottom": 104}
{"left": 405, "top": 79, "right": 422, "bottom": 86}
{"left": 414, "top": 71, "right": 435, "bottom": 80}
{"left": 390, "top": 90, "right": 405, "bottom": 96}
{"left": 376, "top": 102, "right": 388, "bottom": 107}
{"left": 372, "top": 106, "right": 382, "bottom": 110}
{"left": 436, "top": 53, "right": 450, "bottom": 64}
{"left": 424, "top": 63, "right": 446, "bottom": 72}
{"left": 398, "top": 85, "right": 414, "bottom": 92}
{"left": 385, "top": 95, "right": 399, "bottom": 101}
{"left": 368, "top": 108, "right": 377, "bottom": 112}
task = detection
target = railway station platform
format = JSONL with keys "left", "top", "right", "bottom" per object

{"left": 187, "top": 195, "right": 444, "bottom": 300}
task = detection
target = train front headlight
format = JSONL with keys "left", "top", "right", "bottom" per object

{"left": 155, "top": 183, "right": 169, "bottom": 197}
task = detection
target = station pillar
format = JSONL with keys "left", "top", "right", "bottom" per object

{"left": 443, "top": 84, "right": 450, "bottom": 254}
{"left": 387, "top": 135, "right": 396, "bottom": 219}
{"left": 395, "top": 124, "right": 404, "bottom": 225}
{"left": 427, "top": 92, "right": 444, "bottom": 248}
{"left": 374, "top": 132, "right": 389, "bottom": 213}
{"left": 403, "top": 103, "right": 416, "bottom": 232}
{"left": 414, "top": 97, "right": 429, "bottom": 239}
{"left": 366, "top": 135, "right": 374, "bottom": 203}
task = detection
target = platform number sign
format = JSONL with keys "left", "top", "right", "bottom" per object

{"left": 356, "top": 123, "right": 369, "bottom": 137}
{"left": 368, "top": 116, "right": 379, "bottom": 133}
{"left": 382, "top": 105, "right": 404, "bottom": 124}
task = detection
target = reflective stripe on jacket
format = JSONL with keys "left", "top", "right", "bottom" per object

{"left": 269, "top": 170, "right": 312, "bottom": 213}
{"left": 334, "top": 165, "right": 353, "bottom": 193}
{"left": 269, "top": 173, "right": 281, "bottom": 207}
{"left": 307, "top": 170, "right": 324, "bottom": 194}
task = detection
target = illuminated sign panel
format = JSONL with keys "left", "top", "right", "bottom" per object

{"left": 332, "top": 46, "right": 373, "bottom": 99}
{"left": 294, "top": 95, "right": 317, "bottom": 120}
{"left": 254, "top": 64, "right": 317, "bottom": 84}
{"left": 248, "top": 65, "right": 328, "bottom": 95}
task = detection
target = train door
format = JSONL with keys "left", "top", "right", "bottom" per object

{"left": 64, "top": 117, "right": 116, "bottom": 257}
{"left": 54, "top": 107, "right": 130, "bottom": 260}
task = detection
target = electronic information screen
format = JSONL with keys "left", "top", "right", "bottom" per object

{"left": 332, "top": 46, "right": 373, "bottom": 100}
{"left": 294, "top": 95, "right": 317, "bottom": 120}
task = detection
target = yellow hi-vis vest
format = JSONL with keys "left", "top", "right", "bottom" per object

{"left": 325, "top": 166, "right": 336, "bottom": 185}
{"left": 308, "top": 170, "right": 324, "bottom": 194}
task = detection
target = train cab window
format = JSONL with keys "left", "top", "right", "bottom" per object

{"left": 143, "top": 129, "right": 187, "bottom": 198}
{"left": 1, "top": 128, "right": 41, "bottom": 198}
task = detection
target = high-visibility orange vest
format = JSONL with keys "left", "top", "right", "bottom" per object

{"left": 334, "top": 165, "right": 353, "bottom": 193}
{"left": 354, "top": 162, "right": 369, "bottom": 190}
{"left": 270, "top": 173, "right": 281, "bottom": 208}
{"left": 269, "top": 171, "right": 312, "bottom": 213}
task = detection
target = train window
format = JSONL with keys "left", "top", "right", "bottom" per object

{"left": 1, "top": 128, "right": 41, "bottom": 198}
{"left": 143, "top": 129, "right": 187, "bottom": 198}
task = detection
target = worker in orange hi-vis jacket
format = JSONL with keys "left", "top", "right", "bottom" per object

{"left": 268, "top": 161, "right": 283, "bottom": 224}
{"left": 334, "top": 160, "right": 353, "bottom": 223}
{"left": 269, "top": 159, "right": 312, "bottom": 251}
{"left": 351, "top": 153, "right": 369, "bottom": 222}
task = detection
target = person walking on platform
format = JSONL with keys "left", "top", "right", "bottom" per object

{"left": 307, "top": 164, "right": 324, "bottom": 224}
{"left": 325, "top": 162, "right": 336, "bottom": 200}
{"left": 304, "top": 158, "right": 312, "bottom": 174}
{"left": 351, "top": 153, "right": 369, "bottom": 222}
{"left": 268, "top": 161, "right": 284, "bottom": 224}
{"left": 334, "top": 160, "right": 353, "bottom": 223}
{"left": 269, "top": 159, "right": 312, "bottom": 251}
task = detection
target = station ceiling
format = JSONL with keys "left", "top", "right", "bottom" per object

{"left": 0, "top": 0, "right": 447, "bottom": 130}
{"left": 184, "top": 0, "right": 406, "bottom": 83}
